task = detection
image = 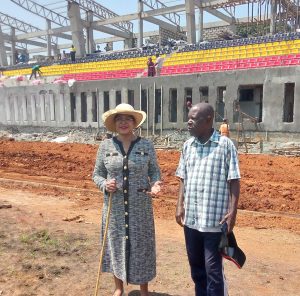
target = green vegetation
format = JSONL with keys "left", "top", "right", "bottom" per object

{"left": 20, "top": 229, "right": 90, "bottom": 258}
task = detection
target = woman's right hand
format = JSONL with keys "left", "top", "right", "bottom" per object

{"left": 105, "top": 178, "right": 117, "bottom": 193}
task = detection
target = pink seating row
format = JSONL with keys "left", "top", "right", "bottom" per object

{"left": 61, "top": 53, "right": 300, "bottom": 81}
{"left": 61, "top": 68, "right": 141, "bottom": 81}
{"left": 160, "top": 53, "right": 300, "bottom": 75}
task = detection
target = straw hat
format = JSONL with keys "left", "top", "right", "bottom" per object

{"left": 102, "top": 103, "right": 146, "bottom": 132}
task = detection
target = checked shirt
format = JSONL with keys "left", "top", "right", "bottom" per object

{"left": 176, "top": 130, "right": 240, "bottom": 231}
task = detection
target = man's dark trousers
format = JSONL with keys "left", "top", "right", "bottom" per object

{"left": 184, "top": 226, "right": 226, "bottom": 296}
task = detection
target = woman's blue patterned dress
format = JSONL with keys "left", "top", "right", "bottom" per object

{"left": 93, "top": 137, "right": 161, "bottom": 284}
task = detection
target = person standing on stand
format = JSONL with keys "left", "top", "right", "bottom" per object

{"left": 175, "top": 102, "right": 240, "bottom": 296}
{"left": 147, "top": 57, "right": 156, "bottom": 77}
{"left": 154, "top": 53, "right": 164, "bottom": 76}
{"left": 93, "top": 103, "right": 162, "bottom": 296}
{"left": 70, "top": 45, "right": 76, "bottom": 62}
{"left": 61, "top": 50, "right": 67, "bottom": 60}
{"left": 219, "top": 118, "right": 230, "bottom": 137}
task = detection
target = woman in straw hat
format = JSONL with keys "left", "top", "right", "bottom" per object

{"left": 93, "top": 103, "right": 162, "bottom": 296}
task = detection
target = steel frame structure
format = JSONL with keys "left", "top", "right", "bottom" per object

{"left": 10, "top": 0, "right": 69, "bottom": 26}
{"left": 0, "top": 12, "right": 57, "bottom": 45}
{"left": 142, "top": 0, "right": 181, "bottom": 27}
{"left": 1, "top": 0, "right": 299, "bottom": 56}
{"left": 69, "top": 0, "right": 133, "bottom": 33}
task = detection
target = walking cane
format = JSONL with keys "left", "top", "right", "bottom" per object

{"left": 94, "top": 192, "right": 113, "bottom": 296}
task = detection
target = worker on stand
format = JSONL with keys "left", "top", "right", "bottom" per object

{"left": 219, "top": 118, "right": 230, "bottom": 137}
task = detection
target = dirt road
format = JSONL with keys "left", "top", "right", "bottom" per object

{"left": 0, "top": 140, "right": 299, "bottom": 296}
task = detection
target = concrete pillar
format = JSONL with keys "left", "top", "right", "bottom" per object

{"left": 21, "top": 96, "right": 28, "bottom": 122}
{"left": 10, "top": 27, "right": 16, "bottom": 66}
{"left": 147, "top": 85, "right": 155, "bottom": 134}
{"left": 30, "top": 94, "right": 37, "bottom": 121}
{"left": 68, "top": 1, "right": 86, "bottom": 57}
{"left": 31, "top": 95, "right": 37, "bottom": 121}
{"left": 49, "top": 93, "right": 55, "bottom": 121}
{"left": 293, "top": 80, "right": 300, "bottom": 126}
{"left": 98, "top": 91, "right": 104, "bottom": 127}
{"left": 59, "top": 93, "right": 65, "bottom": 121}
{"left": 198, "top": 8, "right": 204, "bottom": 42}
{"left": 40, "top": 94, "right": 46, "bottom": 122}
{"left": 133, "top": 86, "right": 140, "bottom": 108}
{"left": 46, "top": 19, "right": 52, "bottom": 57}
{"left": 65, "top": 92, "right": 72, "bottom": 123}
{"left": 86, "top": 11, "right": 95, "bottom": 54}
{"left": 0, "top": 25, "right": 8, "bottom": 66}
{"left": 124, "top": 36, "right": 134, "bottom": 49}
{"left": 109, "top": 89, "right": 117, "bottom": 108}
{"left": 87, "top": 91, "right": 93, "bottom": 123}
{"left": 177, "top": 87, "right": 184, "bottom": 123}
{"left": 122, "top": 87, "right": 128, "bottom": 103}
{"left": 75, "top": 93, "right": 82, "bottom": 124}
{"left": 223, "top": 85, "right": 238, "bottom": 123}
{"left": 138, "top": 0, "right": 144, "bottom": 48}
{"left": 53, "top": 44, "right": 59, "bottom": 56}
{"left": 162, "top": 85, "right": 169, "bottom": 126}
{"left": 209, "top": 86, "right": 218, "bottom": 115}
{"left": 185, "top": 0, "right": 196, "bottom": 44}
{"left": 44, "top": 93, "right": 50, "bottom": 123}
{"left": 13, "top": 96, "right": 19, "bottom": 122}
{"left": 270, "top": 0, "right": 277, "bottom": 34}
{"left": 5, "top": 97, "right": 11, "bottom": 122}
{"left": 192, "top": 87, "right": 198, "bottom": 104}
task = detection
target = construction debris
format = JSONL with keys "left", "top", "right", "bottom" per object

{"left": 0, "top": 203, "right": 12, "bottom": 209}
{"left": 271, "top": 142, "right": 300, "bottom": 156}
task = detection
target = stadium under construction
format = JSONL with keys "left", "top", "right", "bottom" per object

{"left": 0, "top": 0, "right": 299, "bottom": 136}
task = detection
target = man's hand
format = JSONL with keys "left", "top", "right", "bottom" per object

{"left": 176, "top": 178, "right": 185, "bottom": 227}
{"left": 175, "top": 203, "right": 185, "bottom": 227}
{"left": 220, "top": 210, "right": 237, "bottom": 233}
{"left": 222, "top": 179, "right": 240, "bottom": 232}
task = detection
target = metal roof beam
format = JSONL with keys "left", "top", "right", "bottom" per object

{"left": 2, "top": 32, "right": 47, "bottom": 48}
{"left": 144, "top": 16, "right": 180, "bottom": 32}
{"left": 195, "top": 0, "right": 258, "bottom": 9}
{"left": 0, "top": 12, "right": 58, "bottom": 44}
{"left": 10, "top": 0, "right": 69, "bottom": 26}
{"left": 91, "top": 5, "right": 186, "bottom": 28}
{"left": 143, "top": 4, "right": 185, "bottom": 18}
{"left": 91, "top": 13, "right": 138, "bottom": 27}
{"left": 205, "top": 8, "right": 235, "bottom": 23}
{"left": 16, "top": 27, "right": 72, "bottom": 40}
{"left": 8, "top": 20, "right": 129, "bottom": 41}
{"left": 91, "top": 24, "right": 132, "bottom": 39}
{"left": 68, "top": 0, "right": 133, "bottom": 33}
{"left": 141, "top": 0, "right": 181, "bottom": 27}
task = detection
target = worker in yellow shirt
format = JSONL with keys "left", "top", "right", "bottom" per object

{"left": 219, "top": 118, "right": 230, "bottom": 137}
{"left": 70, "top": 45, "right": 76, "bottom": 62}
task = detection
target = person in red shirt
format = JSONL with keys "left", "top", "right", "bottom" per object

{"left": 147, "top": 57, "right": 156, "bottom": 77}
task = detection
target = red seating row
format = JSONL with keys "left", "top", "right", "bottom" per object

{"left": 60, "top": 53, "right": 300, "bottom": 81}
{"left": 61, "top": 68, "right": 142, "bottom": 81}
{"left": 160, "top": 54, "right": 300, "bottom": 76}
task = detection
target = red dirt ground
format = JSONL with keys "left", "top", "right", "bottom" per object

{"left": 0, "top": 140, "right": 299, "bottom": 222}
{"left": 0, "top": 139, "right": 299, "bottom": 296}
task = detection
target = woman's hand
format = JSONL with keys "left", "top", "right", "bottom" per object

{"left": 149, "top": 181, "right": 162, "bottom": 198}
{"left": 105, "top": 178, "right": 117, "bottom": 193}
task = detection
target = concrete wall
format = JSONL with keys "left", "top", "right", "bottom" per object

{"left": 0, "top": 66, "right": 299, "bottom": 133}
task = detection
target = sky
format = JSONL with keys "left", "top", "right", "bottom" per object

{"left": 0, "top": 0, "right": 254, "bottom": 53}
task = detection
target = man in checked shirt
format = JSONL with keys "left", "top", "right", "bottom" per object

{"left": 175, "top": 102, "right": 240, "bottom": 296}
